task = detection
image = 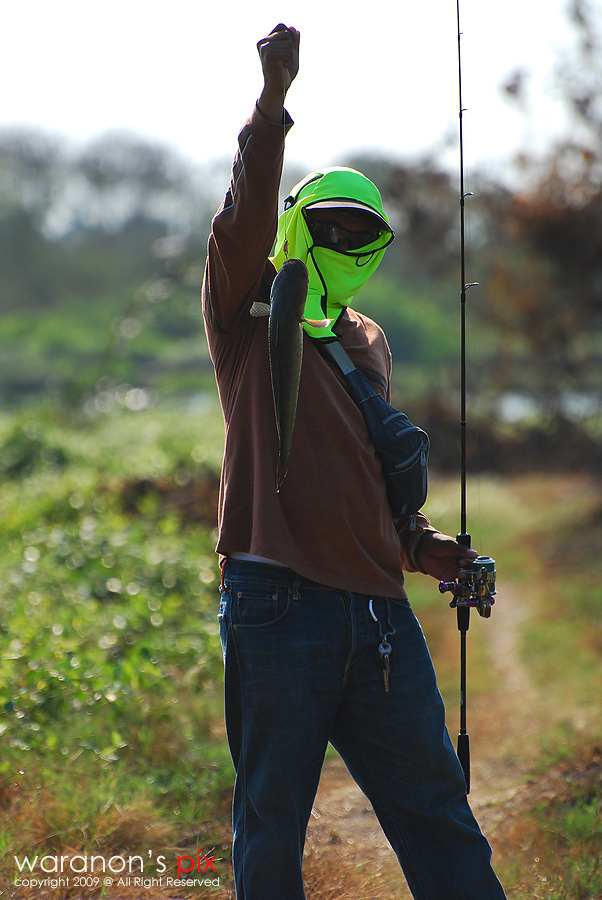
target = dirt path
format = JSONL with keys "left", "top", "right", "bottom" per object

{"left": 304, "top": 585, "right": 539, "bottom": 898}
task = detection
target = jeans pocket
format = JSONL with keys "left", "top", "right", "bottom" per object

{"left": 232, "top": 585, "right": 291, "bottom": 628}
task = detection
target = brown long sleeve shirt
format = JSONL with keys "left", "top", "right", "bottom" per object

{"left": 202, "top": 105, "right": 433, "bottom": 599}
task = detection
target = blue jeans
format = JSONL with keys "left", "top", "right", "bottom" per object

{"left": 218, "top": 560, "right": 506, "bottom": 900}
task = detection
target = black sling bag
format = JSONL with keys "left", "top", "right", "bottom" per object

{"left": 324, "top": 341, "right": 429, "bottom": 522}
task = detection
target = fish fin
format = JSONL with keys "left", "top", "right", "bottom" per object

{"left": 302, "top": 317, "right": 333, "bottom": 329}
{"left": 250, "top": 301, "right": 271, "bottom": 317}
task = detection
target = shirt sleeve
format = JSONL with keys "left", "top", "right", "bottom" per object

{"left": 202, "top": 104, "right": 293, "bottom": 335}
{"left": 397, "top": 512, "right": 439, "bottom": 573}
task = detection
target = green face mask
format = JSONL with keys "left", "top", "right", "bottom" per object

{"left": 270, "top": 167, "right": 395, "bottom": 339}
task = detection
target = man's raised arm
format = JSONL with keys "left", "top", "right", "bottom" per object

{"left": 202, "top": 25, "right": 300, "bottom": 335}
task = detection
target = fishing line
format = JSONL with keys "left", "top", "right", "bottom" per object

{"left": 462, "top": 136, "right": 489, "bottom": 560}
{"left": 463, "top": 174, "right": 485, "bottom": 556}
{"left": 279, "top": 24, "right": 295, "bottom": 258}
{"left": 457, "top": 0, "right": 477, "bottom": 545}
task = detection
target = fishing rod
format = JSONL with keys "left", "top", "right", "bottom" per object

{"left": 437, "top": 0, "right": 497, "bottom": 795}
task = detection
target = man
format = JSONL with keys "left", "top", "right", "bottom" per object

{"left": 202, "top": 23, "right": 507, "bottom": 900}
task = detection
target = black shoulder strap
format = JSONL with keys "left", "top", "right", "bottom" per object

{"left": 322, "top": 340, "right": 430, "bottom": 521}
{"left": 323, "top": 340, "right": 356, "bottom": 375}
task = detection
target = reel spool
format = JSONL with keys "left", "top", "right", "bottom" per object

{"left": 439, "top": 555, "right": 496, "bottom": 619}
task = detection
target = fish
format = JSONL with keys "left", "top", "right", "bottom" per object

{"left": 268, "top": 258, "right": 329, "bottom": 491}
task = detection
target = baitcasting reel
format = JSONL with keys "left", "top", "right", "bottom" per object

{"left": 439, "top": 555, "right": 496, "bottom": 619}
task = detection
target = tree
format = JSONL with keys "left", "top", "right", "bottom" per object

{"left": 480, "top": 0, "right": 602, "bottom": 415}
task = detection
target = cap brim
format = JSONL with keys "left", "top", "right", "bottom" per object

{"left": 304, "top": 200, "right": 391, "bottom": 231}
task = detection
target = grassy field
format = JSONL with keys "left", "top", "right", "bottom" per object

{"left": 0, "top": 403, "right": 601, "bottom": 899}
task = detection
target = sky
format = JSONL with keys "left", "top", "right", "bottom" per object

{"left": 2, "top": 0, "right": 585, "bottom": 184}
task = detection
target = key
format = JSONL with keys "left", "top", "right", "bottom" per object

{"left": 376, "top": 640, "right": 392, "bottom": 693}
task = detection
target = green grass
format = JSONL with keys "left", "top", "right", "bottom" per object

{"left": 498, "top": 752, "right": 602, "bottom": 900}
{"left": 0, "top": 402, "right": 232, "bottom": 896}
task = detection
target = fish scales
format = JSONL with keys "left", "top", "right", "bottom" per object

{"left": 268, "top": 259, "right": 309, "bottom": 491}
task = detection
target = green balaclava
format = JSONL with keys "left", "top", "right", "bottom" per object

{"left": 270, "top": 167, "right": 394, "bottom": 339}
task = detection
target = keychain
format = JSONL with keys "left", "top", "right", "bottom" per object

{"left": 369, "top": 599, "right": 396, "bottom": 693}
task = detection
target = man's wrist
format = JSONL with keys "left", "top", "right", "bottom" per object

{"left": 257, "top": 86, "right": 286, "bottom": 124}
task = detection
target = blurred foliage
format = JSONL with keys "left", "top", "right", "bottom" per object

{"left": 0, "top": 0, "right": 600, "bottom": 472}
{"left": 0, "top": 405, "right": 229, "bottom": 834}
{"left": 0, "top": 129, "right": 224, "bottom": 405}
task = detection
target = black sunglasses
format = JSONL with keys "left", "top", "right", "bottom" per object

{"left": 307, "top": 220, "right": 382, "bottom": 251}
